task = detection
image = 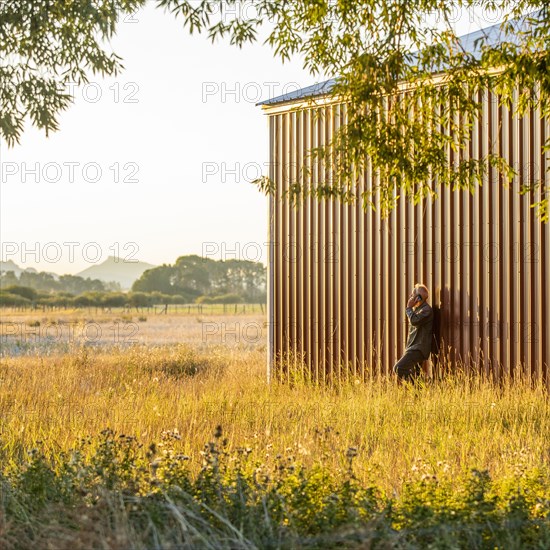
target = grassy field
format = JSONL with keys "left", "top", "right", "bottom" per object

{"left": 0, "top": 310, "right": 549, "bottom": 548}
{"left": 0, "top": 307, "right": 266, "bottom": 355}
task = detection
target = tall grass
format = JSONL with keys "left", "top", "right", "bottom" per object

{"left": 1, "top": 344, "right": 548, "bottom": 494}
{"left": 1, "top": 310, "right": 549, "bottom": 549}
{"left": 2, "top": 422, "right": 548, "bottom": 549}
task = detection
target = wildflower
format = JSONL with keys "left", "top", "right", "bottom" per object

{"left": 346, "top": 446, "right": 358, "bottom": 458}
{"left": 298, "top": 445, "right": 309, "bottom": 456}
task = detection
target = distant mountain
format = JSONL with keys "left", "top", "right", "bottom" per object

{"left": 76, "top": 256, "right": 156, "bottom": 289}
{"left": 0, "top": 260, "right": 53, "bottom": 277}
{"left": 0, "top": 259, "right": 25, "bottom": 276}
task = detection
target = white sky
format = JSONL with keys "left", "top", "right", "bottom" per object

{"left": 0, "top": 3, "right": 510, "bottom": 275}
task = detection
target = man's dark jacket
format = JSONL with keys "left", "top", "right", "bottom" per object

{"left": 405, "top": 303, "right": 433, "bottom": 359}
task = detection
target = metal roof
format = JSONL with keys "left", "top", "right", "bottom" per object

{"left": 258, "top": 12, "right": 538, "bottom": 107}
{"left": 257, "top": 77, "right": 338, "bottom": 107}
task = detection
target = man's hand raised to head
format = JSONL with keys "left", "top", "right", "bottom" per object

{"left": 407, "top": 293, "right": 419, "bottom": 308}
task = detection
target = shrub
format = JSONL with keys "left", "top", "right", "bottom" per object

{"left": 196, "top": 293, "right": 244, "bottom": 304}
{"left": 1, "top": 429, "right": 549, "bottom": 550}
{"left": 0, "top": 292, "right": 31, "bottom": 307}
{"left": 126, "top": 345, "right": 225, "bottom": 379}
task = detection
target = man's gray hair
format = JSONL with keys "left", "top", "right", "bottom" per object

{"left": 415, "top": 283, "right": 429, "bottom": 300}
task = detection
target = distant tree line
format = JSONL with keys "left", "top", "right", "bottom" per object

{"left": 0, "top": 270, "right": 120, "bottom": 294}
{"left": 0, "top": 255, "right": 266, "bottom": 309}
{"left": 132, "top": 255, "right": 266, "bottom": 303}
{"left": 0, "top": 287, "right": 255, "bottom": 311}
{"left": 0, "top": 286, "right": 189, "bottom": 310}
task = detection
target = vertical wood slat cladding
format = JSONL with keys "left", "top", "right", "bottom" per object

{"left": 266, "top": 98, "right": 550, "bottom": 385}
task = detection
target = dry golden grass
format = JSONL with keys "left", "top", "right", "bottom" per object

{"left": 1, "top": 310, "right": 548, "bottom": 497}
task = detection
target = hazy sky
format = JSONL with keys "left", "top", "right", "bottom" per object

{"left": 0, "top": 3, "right": 508, "bottom": 275}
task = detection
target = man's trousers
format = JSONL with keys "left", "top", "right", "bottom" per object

{"left": 393, "top": 349, "right": 425, "bottom": 382}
